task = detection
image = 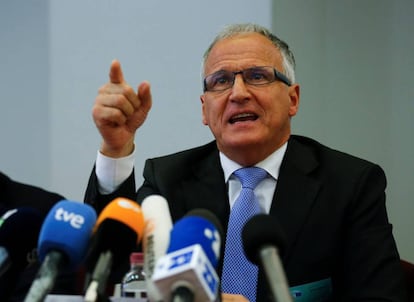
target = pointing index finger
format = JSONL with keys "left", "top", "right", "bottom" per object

{"left": 109, "top": 59, "right": 124, "bottom": 84}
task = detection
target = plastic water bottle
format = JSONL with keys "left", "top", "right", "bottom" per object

{"left": 121, "top": 252, "right": 147, "bottom": 299}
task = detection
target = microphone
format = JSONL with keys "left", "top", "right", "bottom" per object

{"left": 0, "top": 207, "right": 43, "bottom": 300}
{"left": 242, "top": 214, "right": 293, "bottom": 302}
{"left": 83, "top": 197, "right": 145, "bottom": 302}
{"left": 152, "top": 208, "right": 223, "bottom": 302}
{"left": 0, "top": 207, "right": 43, "bottom": 276}
{"left": 24, "top": 200, "right": 97, "bottom": 302}
{"left": 141, "top": 195, "right": 173, "bottom": 302}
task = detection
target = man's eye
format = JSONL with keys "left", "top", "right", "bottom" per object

{"left": 212, "top": 74, "right": 231, "bottom": 85}
{"left": 248, "top": 71, "right": 270, "bottom": 82}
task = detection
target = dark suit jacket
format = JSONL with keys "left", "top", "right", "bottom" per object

{"left": 85, "top": 135, "right": 407, "bottom": 301}
{"left": 0, "top": 172, "right": 78, "bottom": 301}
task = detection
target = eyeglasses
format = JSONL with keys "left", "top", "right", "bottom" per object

{"left": 203, "top": 66, "right": 292, "bottom": 92}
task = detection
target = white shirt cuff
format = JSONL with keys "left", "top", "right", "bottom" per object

{"left": 95, "top": 149, "right": 135, "bottom": 194}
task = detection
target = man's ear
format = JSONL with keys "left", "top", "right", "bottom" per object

{"left": 288, "top": 84, "right": 300, "bottom": 117}
{"left": 200, "top": 95, "right": 208, "bottom": 125}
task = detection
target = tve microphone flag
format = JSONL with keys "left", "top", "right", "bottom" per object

{"left": 24, "top": 200, "right": 97, "bottom": 302}
{"left": 152, "top": 209, "right": 223, "bottom": 302}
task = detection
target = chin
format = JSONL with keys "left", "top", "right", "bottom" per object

{"left": 221, "top": 137, "right": 263, "bottom": 150}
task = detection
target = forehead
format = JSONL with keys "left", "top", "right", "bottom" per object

{"left": 204, "top": 33, "right": 283, "bottom": 74}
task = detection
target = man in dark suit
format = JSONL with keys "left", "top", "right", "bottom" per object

{"left": 85, "top": 23, "right": 407, "bottom": 301}
{"left": 0, "top": 172, "right": 78, "bottom": 301}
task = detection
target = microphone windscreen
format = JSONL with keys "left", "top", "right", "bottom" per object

{"left": 186, "top": 208, "right": 224, "bottom": 239}
{"left": 37, "top": 200, "right": 97, "bottom": 270}
{"left": 167, "top": 208, "right": 222, "bottom": 268}
{"left": 0, "top": 207, "right": 43, "bottom": 269}
{"left": 0, "top": 206, "right": 9, "bottom": 217}
{"left": 141, "top": 195, "right": 172, "bottom": 268}
{"left": 85, "top": 198, "right": 144, "bottom": 272}
{"left": 141, "top": 195, "right": 173, "bottom": 302}
{"left": 85, "top": 218, "right": 138, "bottom": 271}
{"left": 242, "top": 214, "right": 286, "bottom": 264}
{"left": 94, "top": 197, "right": 144, "bottom": 244}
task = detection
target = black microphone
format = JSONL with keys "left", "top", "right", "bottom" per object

{"left": 242, "top": 214, "right": 293, "bottom": 302}
{"left": 152, "top": 208, "right": 224, "bottom": 302}
{"left": 0, "top": 207, "right": 43, "bottom": 276}
{"left": 0, "top": 207, "right": 43, "bottom": 300}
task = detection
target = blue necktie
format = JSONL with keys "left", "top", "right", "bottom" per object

{"left": 221, "top": 167, "right": 267, "bottom": 302}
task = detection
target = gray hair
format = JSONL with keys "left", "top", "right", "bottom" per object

{"left": 202, "top": 23, "right": 296, "bottom": 83}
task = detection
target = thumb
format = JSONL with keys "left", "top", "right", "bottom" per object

{"left": 109, "top": 59, "right": 125, "bottom": 84}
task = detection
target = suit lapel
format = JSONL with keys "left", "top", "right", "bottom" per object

{"left": 177, "top": 143, "right": 230, "bottom": 231}
{"left": 258, "top": 137, "right": 322, "bottom": 301}
{"left": 270, "top": 137, "right": 321, "bottom": 262}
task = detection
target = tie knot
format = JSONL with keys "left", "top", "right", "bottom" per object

{"left": 234, "top": 167, "right": 267, "bottom": 190}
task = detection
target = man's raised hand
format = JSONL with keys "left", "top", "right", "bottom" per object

{"left": 92, "top": 59, "right": 152, "bottom": 157}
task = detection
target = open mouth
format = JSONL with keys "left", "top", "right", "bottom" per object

{"left": 229, "top": 113, "right": 258, "bottom": 124}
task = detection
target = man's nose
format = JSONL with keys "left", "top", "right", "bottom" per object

{"left": 230, "top": 74, "right": 250, "bottom": 101}
{"left": 232, "top": 74, "right": 251, "bottom": 93}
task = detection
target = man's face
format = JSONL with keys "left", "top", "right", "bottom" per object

{"left": 200, "top": 33, "right": 300, "bottom": 165}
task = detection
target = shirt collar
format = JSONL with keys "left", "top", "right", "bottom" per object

{"left": 219, "top": 141, "right": 288, "bottom": 183}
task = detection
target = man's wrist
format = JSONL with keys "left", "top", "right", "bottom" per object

{"left": 95, "top": 146, "right": 135, "bottom": 194}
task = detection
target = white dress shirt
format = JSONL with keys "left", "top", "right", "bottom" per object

{"left": 95, "top": 149, "right": 135, "bottom": 194}
{"left": 219, "top": 142, "right": 287, "bottom": 214}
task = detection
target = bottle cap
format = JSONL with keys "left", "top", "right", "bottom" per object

{"left": 130, "top": 252, "right": 144, "bottom": 264}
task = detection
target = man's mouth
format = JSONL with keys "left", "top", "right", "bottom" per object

{"left": 229, "top": 113, "right": 258, "bottom": 124}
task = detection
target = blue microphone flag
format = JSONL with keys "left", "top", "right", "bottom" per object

{"left": 167, "top": 215, "right": 221, "bottom": 268}
{"left": 37, "top": 200, "right": 97, "bottom": 269}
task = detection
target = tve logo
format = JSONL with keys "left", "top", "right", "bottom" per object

{"left": 54, "top": 207, "right": 85, "bottom": 229}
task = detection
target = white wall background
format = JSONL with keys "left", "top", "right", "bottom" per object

{"left": 0, "top": 0, "right": 271, "bottom": 198}
{"left": 0, "top": 0, "right": 412, "bottom": 262}
{"left": 273, "top": 0, "right": 414, "bottom": 262}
